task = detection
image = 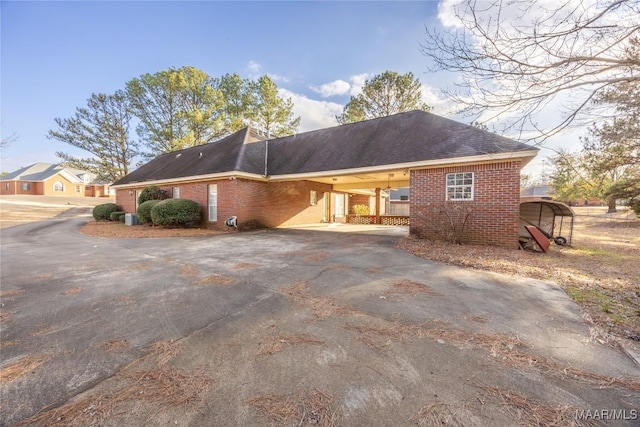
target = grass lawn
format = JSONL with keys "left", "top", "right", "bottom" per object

{"left": 398, "top": 207, "right": 640, "bottom": 341}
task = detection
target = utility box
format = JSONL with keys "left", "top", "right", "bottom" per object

{"left": 125, "top": 213, "right": 140, "bottom": 226}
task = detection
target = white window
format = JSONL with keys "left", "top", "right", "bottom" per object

{"left": 335, "top": 194, "right": 345, "bottom": 217}
{"left": 446, "top": 172, "right": 474, "bottom": 201}
{"left": 53, "top": 181, "right": 64, "bottom": 192}
{"left": 21, "top": 182, "right": 30, "bottom": 191}
{"left": 75, "top": 185, "right": 82, "bottom": 193}
{"left": 310, "top": 190, "right": 318, "bottom": 206}
{"left": 208, "top": 184, "right": 218, "bottom": 221}
{"left": 173, "top": 187, "right": 180, "bottom": 198}
{"left": 5, "top": 183, "right": 9, "bottom": 190}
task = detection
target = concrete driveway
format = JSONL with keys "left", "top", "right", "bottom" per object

{"left": 1, "top": 213, "right": 639, "bottom": 426}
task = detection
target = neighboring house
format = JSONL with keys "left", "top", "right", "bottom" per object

{"left": 0, "top": 163, "right": 111, "bottom": 197}
{"left": 112, "top": 110, "right": 538, "bottom": 247}
{"left": 388, "top": 188, "right": 410, "bottom": 216}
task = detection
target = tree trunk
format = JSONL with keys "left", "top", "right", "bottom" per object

{"left": 607, "top": 197, "right": 617, "bottom": 213}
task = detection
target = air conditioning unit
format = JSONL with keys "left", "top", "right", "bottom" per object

{"left": 125, "top": 213, "right": 140, "bottom": 226}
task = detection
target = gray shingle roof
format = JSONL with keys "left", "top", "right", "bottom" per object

{"left": 112, "top": 110, "right": 537, "bottom": 186}
{"left": 1, "top": 163, "right": 72, "bottom": 182}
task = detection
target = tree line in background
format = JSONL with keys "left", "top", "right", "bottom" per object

{"left": 48, "top": 67, "right": 428, "bottom": 182}
{"left": 48, "top": 68, "right": 302, "bottom": 182}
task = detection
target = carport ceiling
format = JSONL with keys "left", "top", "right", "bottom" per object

{"left": 305, "top": 169, "right": 410, "bottom": 190}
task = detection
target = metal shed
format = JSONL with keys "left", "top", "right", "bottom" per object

{"left": 519, "top": 201, "right": 575, "bottom": 246}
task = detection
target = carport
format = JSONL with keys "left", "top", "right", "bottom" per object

{"left": 519, "top": 200, "right": 575, "bottom": 245}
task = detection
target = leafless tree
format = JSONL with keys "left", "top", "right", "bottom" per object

{"left": 422, "top": 0, "right": 640, "bottom": 143}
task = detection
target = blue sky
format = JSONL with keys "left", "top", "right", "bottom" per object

{"left": 1, "top": 0, "right": 559, "bottom": 177}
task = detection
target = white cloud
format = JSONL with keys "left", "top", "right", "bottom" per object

{"left": 310, "top": 80, "right": 351, "bottom": 98}
{"left": 278, "top": 88, "right": 343, "bottom": 132}
{"left": 268, "top": 73, "right": 290, "bottom": 83}
{"left": 247, "top": 60, "right": 261, "bottom": 74}
{"left": 348, "top": 73, "right": 369, "bottom": 96}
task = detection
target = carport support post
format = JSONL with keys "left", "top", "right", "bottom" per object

{"left": 375, "top": 188, "right": 381, "bottom": 224}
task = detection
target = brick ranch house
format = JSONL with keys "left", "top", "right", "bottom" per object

{"left": 112, "top": 110, "right": 538, "bottom": 247}
{"left": 0, "top": 162, "right": 111, "bottom": 197}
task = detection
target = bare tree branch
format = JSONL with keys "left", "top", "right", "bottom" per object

{"left": 422, "top": 0, "right": 640, "bottom": 144}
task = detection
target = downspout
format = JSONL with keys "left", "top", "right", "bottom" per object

{"left": 264, "top": 140, "right": 269, "bottom": 178}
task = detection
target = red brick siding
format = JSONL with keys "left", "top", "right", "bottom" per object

{"left": 409, "top": 161, "right": 522, "bottom": 247}
{"left": 116, "top": 179, "right": 333, "bottom": 230}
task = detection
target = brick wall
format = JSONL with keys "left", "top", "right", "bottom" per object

{"left": 116, "top": 179, "right": 333, "bottom": 230}
{"left": 409, "top": 161, "right": 522, "bottom": 247}
{"left": 350, "top": 194, "right": 372, "bottom": 215}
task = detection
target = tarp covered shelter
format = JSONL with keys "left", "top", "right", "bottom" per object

{"left": 519, "top": 201, "right": 575, "bottom": 245}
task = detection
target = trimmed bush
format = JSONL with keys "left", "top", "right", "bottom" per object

{"left": 150, "top": 199, "right": 201, "bottom": 227}
{"left": 137, "top": 185, "right": 168, "bottom": 205}
{"left": 109, "top": 211, "right": 126, "bottom": 222}
{"left": 137, "top": 200, "right": 161, "bottom": 224}
{"left": 352, "top": 204, "right": 370, "bottom": 215}
{"left": 93, "top": 203, "right": 119, "bottom": 221}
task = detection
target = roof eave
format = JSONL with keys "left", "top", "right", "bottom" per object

{"left": 110, "top": 171, "right": 268, "bottom": 189}
{"left": 269, "top": 150, "right": 539, "bottom": 181}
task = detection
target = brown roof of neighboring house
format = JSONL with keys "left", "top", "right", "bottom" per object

{"left": 112, "top": 110, "right": 537, "bottom": 187}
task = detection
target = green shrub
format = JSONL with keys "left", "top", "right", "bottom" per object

{"left": 109, "top": 211, "right": 126, "bottom": 222}
{"left": 137, "top": 200, "right": 161, "bottom": 224}
{"left": 150, "top": 199, "right": 201, "bottom": 227}
{"left": 93, "top": 203, "right": 119, "bottom": 221}
{"left": 137, "top": 185, "right": 168, "bottom": 205}
{"left": 352, "top": 204, "right": 370, "bottom": 215}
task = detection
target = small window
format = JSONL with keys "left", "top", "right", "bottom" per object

{"left": 446, "top": 172, "right": 474, "bottom": 201}
{"left": 21, "top": 182, "right": 31, "bottom": 191}
{"left": 53, "top": 181, "right": 64, "bottom": 192}
{"left": 310, "top": 190, "right": 318, "bottom": 206}
{"left": 75, "top": 185, "right": 81, "bottom": 193}
{"left": 208, "top": 184, "right": 218, "bottom": 221}
{"left": 5, "top": 183, "right": 9, "bottom": 190}
{"left": 173, "top": 187, "right": 180, "bottom": 198}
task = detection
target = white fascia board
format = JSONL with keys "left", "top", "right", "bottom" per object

{"left": 110, "top": 171, "right": 267, "bottom": 189}
{"left": 268, "top": 150, "right": 539, "bottom": 181}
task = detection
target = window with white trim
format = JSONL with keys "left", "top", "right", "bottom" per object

{"left": 172, "top": 187, "right": 180, "bottom": 198}
{"left": 75, "top": 185, "right": 82, "bottom": 193}
{"left": 310, "top": 190, "right": 318, "bottom": 206}
{"left": 446, "top": 172, "right": 474, "bottom": 201}
{"left": 21, "top": 182, "right": 31, "bottom": 191}
{"left": 5, "top": 183, "right": 9, "bottom": 190}
{"left": 53, "top": 181, "right": 64, "bottom": 192}
{"left": 208, "top": 184, "right": 218, "bottom": 221}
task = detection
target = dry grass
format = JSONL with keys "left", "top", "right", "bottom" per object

{"left": 195, "top": 275, "right": 236, "bottom": 286}
{"left": 0, "top": 289, "right": 24, "bottom": 298}
{"left": 258, "top": 334, "right": 324, "bottom": 356}
{"left": 398, "top": 208, "right": 640, "bottom": 339}
{"left": 0, "top": 354, "right": 51, "bottom": 385}
{"left": 247, "top": 388, "right": 340, "bottom": 426}
{"left": 234, "top": 262, "right": 262, "bottom": 269}
{"left": 81, "top": 220, "right": 222, "bottom": 238}
{"left": 17, "top": 366, "right": 213, "bottom": 427}
{"left": 409, "top": 402, "right": 468, "bottom": 427}
{"left": 304, "top": 251, "right": 331, "bottom": 262}
{"left": 480, "top": 385, "right": 584, "bottom": 426}
{"left": 389, "top": 280, "right": 437, "bottom": 296}
{"left": 148, "top": 340, "right": 182, "bottom": 366}
{"left": 1, "top": 339, "right": 19, "bottom": 349}
{"left": 0, "top": 310, "right": 14, "bottom": 323}
{"left": 103, "top": 340, "right": 129, "bottom": 352}
{"left": 180, "top": 264, "right": 199, "bottom": 277}
{"left": 16, "top": 339, "right": 210, "bottom": 427}
{"left": 281, "top": 281, "right": 354, "bottom": 320}
{"left": 61, "top": 287, "right": 84, "bottom": 295}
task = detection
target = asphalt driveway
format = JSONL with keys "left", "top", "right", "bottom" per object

{"left": 1, "top": 212, "right": 639, "bottom": 426}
